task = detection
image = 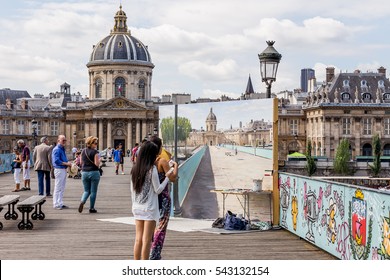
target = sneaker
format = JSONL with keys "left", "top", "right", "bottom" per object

{"left": 46, "top": 194, "right": 52, "bottom": 197}
{"left": 89, "top": 208, "right": 97, "bottom": 213}
{"left": 61, "top": 205, "right": 69, "bottom": 209}
{"left": 54, "top": 206, "right": 62, "bottom": 210}
{"left": 78, "top": 202, "right": 84, "bottom": 213}
{"left": 121, "top": 172, "right": 125, "bottom": 175}
{"left": 115, "top": 170, "right": 118, "bottom": 175}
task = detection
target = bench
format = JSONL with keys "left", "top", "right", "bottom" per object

{"left": 16, "top": 195, "right": 46, "bottom": 230}
{"left": 0, "top": 195, "right": 20, "bottom": 230}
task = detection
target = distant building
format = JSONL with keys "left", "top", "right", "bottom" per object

{"left": 300, "top": 68, "right": 315, "bottom": 92}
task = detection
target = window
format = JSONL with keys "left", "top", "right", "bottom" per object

{"left": 115, "top": 77, "right": 126, "bottom": 97}
{"left": 378, "top": 80, "right": 385, "bottom": 89}
{"left": 289, "top": 119, "right": 298, "bottom": 135}
{"left": 77, "top": 122, "right": 85, "bottom": 131}
{"left": 50, "top": 121, "right": 59, "bottom": 136}
{"left": 95, "top": 78, "right": 102, "bottom": 98}
{"left": 77, "top": 140, "right": 85, "bottom": 150}
{"left": 1, "top": 119, "right": 10, "bottom": 134}
{"left": 341, "top": 92, "right": 350, "bottom": 102}
{"left": 383, "top": 93, "right": 390, "bottom": 102}
{"left": 36, "top": 121, "right": 42, "bottom": 135}
{"left": 385, "top": 119, "right": 390, "bottom": 135}
{"left": 362, "top": 93, "right": 371, "bottom": 102}
{"left": 17, "top": 120, "right": 25, "bottom": 135}
{"left": 343, "top": 80, "right": 349, "bottom": 87}
{"left": 138, "top": 79, "right": 145, "bottom": 99}
{"left": 342, "top": 118, "right": 351, "bottom": 135}
{"left": 384, "top": 144, "right": 390, "bottom": 156}
{"left": 362, "top": 143, "right": 372, "bottom": 156}
{"left": 363, "top": 118, "right": 372, "bottom": 135}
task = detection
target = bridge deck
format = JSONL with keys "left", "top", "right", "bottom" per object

{"left": 0, "top": 149, "right": 335, "bottom": 260}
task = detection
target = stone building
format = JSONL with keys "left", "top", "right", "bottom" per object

{"left": 278, "top": 66, "right": 390, "bottom": 163}
{"left": 0, "top": 6, "right": 158, "bottom": 154}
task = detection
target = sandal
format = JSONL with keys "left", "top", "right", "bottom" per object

{"left": 12, "top": 189, "right": 20, "bottom": 192}
{"left": 21, "top": 187, "right": 27, "bottom": 191}
{"left": 25, "top": 188, "right": 31, "bottom": 191}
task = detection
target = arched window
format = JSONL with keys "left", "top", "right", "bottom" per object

{"left": 343, "top": 80, "right": 349, "bottom": 87}
{"left": 95, "top": 78, "right": 102, "bottom": 98}
{"left": 138, "top": 79, "right": 145, "bottom": 99}
{"left": 383, "top": 144, "right": 390, "bottom": 156}
{"left": 383, "top": 93, "right": 390, "bottom": 103}
{"left": 115, "top": 77, "right": 126, "bottom": 97}
{"left": 341, "top": 92, "right": 350, "bottom": 102}
{"left": 362, "top": 143, "right": 372, "bottom": 156}
{"left": 362, "top": 92, "right": 371, "bottom": 102}
{"left": 378, "top": 80, "right": 385, "bottom": 89}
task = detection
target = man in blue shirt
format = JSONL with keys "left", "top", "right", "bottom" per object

{"left": 51, "top": 135, "right": 72, "bottom": 209}
{"left": 113, "top": 144, "right": 124, "bottom": 175}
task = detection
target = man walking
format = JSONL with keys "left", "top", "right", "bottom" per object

{"left": 51, "top": 135, "right": 72, "bottom": 209}
{"left": 113, "top": 144, "right": 124, "bottom": 175}
{"left": 17, "top": 139, "right": 31, "bottom": 191}
{"left": 33, "top": 136, "right": 52, "bottom": 196}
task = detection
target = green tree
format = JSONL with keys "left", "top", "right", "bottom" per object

{"left": 160, "top": 116, "right": 192, "bottom": 145}
{"left": 369, "top": 134, "right": 381, "bottom": 177}
{"left": 305, "top": 139, "right": 317, "bottom": 176}
{"left": 333, "top": 138, "right": 351, "bottom": 175}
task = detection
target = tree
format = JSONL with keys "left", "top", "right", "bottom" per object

{"left": 369, "top": 134, "right": 381, "bottom": 177}
{"left": 333, "top": 138, "right": 351, "bottom": 175}
{"left": 305, "top": 139, "right": 317, "bottom": 176}
{"left": 160, "top": 116, "right": 192, "bottom": 145}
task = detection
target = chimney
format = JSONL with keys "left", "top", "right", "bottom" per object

{"left": 378, "top": 66, "right": 386, "bottom": 76}
{"left": 326, "top": 67, "right": 335, "bottom": 83}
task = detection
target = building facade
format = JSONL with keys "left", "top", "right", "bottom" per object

{"left": 0, "top": 6, "right": 158, "bottom": 154}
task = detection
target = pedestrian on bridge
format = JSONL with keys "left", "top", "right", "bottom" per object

{"left": 149, "top": 136, "right": 178, "bottom": 260}
{"left": 130, "top": 141, "right": 173, "bottom": 260}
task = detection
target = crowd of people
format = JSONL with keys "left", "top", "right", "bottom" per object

{"left": 10, "top": 134, "right": 178, "bottom": 260}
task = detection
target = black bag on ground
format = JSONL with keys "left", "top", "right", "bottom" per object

{"left": 212, "top": 217, "right": 225, "bottom": 228}
{"left": 224, "top": 210, "right": 247, "bottom": 230}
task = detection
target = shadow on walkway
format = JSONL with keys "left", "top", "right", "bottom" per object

{"left": 181, "top": 146, "right": 219, "bottom": 219}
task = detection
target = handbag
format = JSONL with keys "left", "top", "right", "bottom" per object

{"left": 84, "top": 149, "right": 103, "bottom": 176}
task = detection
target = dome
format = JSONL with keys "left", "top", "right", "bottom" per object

{"left": 206, "top": 108, "right": 217, "bottom": 121}
{"left": 88, "top": 5, "right": 152, "bottom": 66}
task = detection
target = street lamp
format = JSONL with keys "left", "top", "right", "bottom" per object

{"left": 258, "top": 41, "right": 282, "bottom": 98}
{"left": 31, "top": 119, "right": 38, "bottom": 148}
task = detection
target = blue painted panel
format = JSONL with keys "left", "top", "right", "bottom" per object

{"left": 279, "top": 172, "right": 390, "bottom": 260}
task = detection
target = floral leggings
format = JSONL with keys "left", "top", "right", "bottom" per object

{"left": 150, "top": 185, "right": 171, "bottom": 260}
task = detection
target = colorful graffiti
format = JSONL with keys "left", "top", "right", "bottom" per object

{"left": 279, "top": 172, "right": 390, "bottom": 260}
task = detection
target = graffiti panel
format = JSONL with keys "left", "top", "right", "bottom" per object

{"left": 279, "top": 172, "right": 390, "bottom": 260}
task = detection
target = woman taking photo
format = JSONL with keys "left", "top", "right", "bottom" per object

{"left": 149, "top": 136, "right": 178, "bottom": 260}
{"left": 130, "top": 141, "right": 173, "bottom": 260}
{"left": 78, "top": 136, "right": 101, "bottom": 214}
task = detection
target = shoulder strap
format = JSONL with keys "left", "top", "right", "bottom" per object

{"left": 84, "top": 149, "right": 99, "bottom": 168}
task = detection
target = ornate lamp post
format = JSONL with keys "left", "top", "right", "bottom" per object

{"left": 258, "top": 41, "right": 282, "bottom": 98}
{"left": 31, "top": 119, "right": 38, "bottom": 148}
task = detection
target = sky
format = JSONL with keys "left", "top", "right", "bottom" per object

{"left": 1, "top": 0, "right": 390, "bottom": 100}
{"left": 159, "top": 99, "right": 273, "bottom": 130}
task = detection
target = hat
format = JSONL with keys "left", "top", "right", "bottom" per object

{"left": 68, "top": 164, "right": 79, "bottom": 176}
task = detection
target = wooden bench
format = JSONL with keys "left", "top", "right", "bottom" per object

{"left": 16, "top": 195, "right": 46, "bottom": 230}
{"left": 0, "top": 195, "right": 20, "bottom": 230}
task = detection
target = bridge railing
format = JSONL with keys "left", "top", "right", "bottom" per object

{"left": 223, "top": 144, "right": 272, "bottom": 159}
{"left": 279, "top": 171, "right": 390, "bottom": 260}
{"left": 171, "top": 145, "right": 207, "bottom": 216}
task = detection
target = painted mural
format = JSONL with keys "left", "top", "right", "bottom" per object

{"left": 279, "top": 172, "right": 390, "bottom": 260}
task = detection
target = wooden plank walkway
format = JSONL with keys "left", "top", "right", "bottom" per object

{"left": 0, "top": 157, "right": 336, "bottom": 260}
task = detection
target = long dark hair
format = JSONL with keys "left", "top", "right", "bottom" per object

{"left": 149, "top": 135, "right": 162, "bottom": 152}
{"left": 131, "top": 141, "right": 159, "bottom": 193}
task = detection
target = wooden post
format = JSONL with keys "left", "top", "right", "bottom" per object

{"left": 272, "top": 97, "right": 280, "bottom": 226}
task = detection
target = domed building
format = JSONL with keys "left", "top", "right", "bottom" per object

{"left": 63, "top": 5, "right": 158, "bottom": 152}
{"left": 0, "top": 5, "right": 158, "bottom": 154}
{"left": 87, "top": 5, "right": 154, "bottom": 100}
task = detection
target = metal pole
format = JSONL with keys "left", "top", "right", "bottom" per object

{"left": 272, "top": 97, "right": 280, "bottom": 226}
{"left": 266, "top": 83, "right": 272, "bottom": 98}
{"left": 173, "top": 104, "right": 182, "bottom": 216}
